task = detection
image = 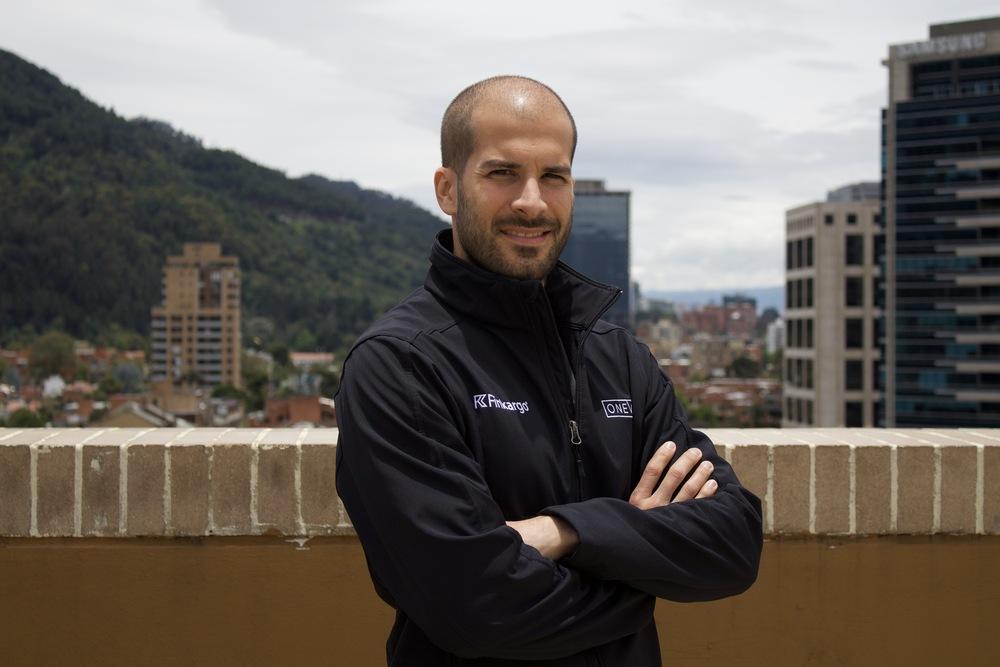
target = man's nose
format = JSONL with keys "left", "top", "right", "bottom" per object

{"left": 512, "top": 178, "right": 547, "bottom": 219}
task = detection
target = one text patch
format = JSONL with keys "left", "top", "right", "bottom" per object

{"left": 602, "top": 398, "right": 633, "bottom": 418}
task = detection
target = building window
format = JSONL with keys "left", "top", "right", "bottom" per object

{"left": 824, "top": 214, "right": 834, "bottom": 225}
{"left": 805, "top": 237, "right": 814, "bottom": 267}
{"left": 805, "top": 359, "right": 813, "bottom": 389}
{"left": 847, "top": 213, "right": 858, "bottom": 225}
{"left": 846, "top": 318, "right": 864, "bottom": 349}
{"left": 806, "top": 318, "right": 814, "bottom": 348}
{"left": 805, "top": 400, "right": 814, "bottom": 425}
{"left": 845, "top": 401, "right": 863, "bottom": 427}
{"left": 845, "top": 276, "right": 863, "bottom": 307}
{"left": 845, "top": 359, "right": 863, "bottom": 390}
{"left": 806, "top": 278, "right": 814, "bottom": 307}
{"left": 846, "top": 235, "right": 864, "bottom": 266}
{"left": 786, "top": 241, "right": 794, "bottom": 270}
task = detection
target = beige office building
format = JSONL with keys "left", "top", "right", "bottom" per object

{"left": 150, "top": 243, "right": 241, "bottom": 388}
{"left": 783, "top": 183, "right": 882, "bottom": 426}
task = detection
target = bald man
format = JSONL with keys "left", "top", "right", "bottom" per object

{"left": 336, "top": 76, "right": 763, "bottom": 666}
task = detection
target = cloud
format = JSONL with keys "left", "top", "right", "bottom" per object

{"left": 4, "top": 0, "right": 1000, "bottom": 293}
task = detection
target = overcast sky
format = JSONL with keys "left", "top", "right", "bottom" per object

{"left": 4, "top": 1, "right": 999, "bottom": 292}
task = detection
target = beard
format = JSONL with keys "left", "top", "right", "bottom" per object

{"left": 453, "top": 184, "right": 572, "bottom": 281}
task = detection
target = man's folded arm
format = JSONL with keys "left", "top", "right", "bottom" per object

{"left": 541, "top": 347, "right": 764, "bottom": 602}
{"left": 335, "top": 336, "right": 654, "bottom": 661}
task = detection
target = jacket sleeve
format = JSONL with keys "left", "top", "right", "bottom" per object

{"left": 541, "top": 343, "right": 763, "bottom": 603}
{"left": 334, "top": 336, "right": 654, "bottom": 661}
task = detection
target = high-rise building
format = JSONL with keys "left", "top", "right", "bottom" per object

{"left": 784, "top": 184, "right": 882, "bottom": 426}
{"left": 563, "top": 179, "right": 632, "bottom": 328}
{"left": 150, "top": 243, "right": 241, "bottom": 388}
{"left": 882, "top": 17, "right": 1000, "bottom": 427}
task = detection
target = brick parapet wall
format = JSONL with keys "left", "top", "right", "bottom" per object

{"left": 1, "top": 427, "right": 998, "bottom": 537}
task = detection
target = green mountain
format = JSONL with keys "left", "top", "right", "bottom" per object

{"left": 0, "top": 48, "right": 446, "bottom": 354}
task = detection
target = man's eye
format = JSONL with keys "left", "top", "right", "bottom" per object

{"left": 490, "top": 169, "right": 515, "bottom": 177}
{"left": 544, "top": 173, "right": 568, "bottom": 182}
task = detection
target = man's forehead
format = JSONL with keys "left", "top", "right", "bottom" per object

{"left": 468, "top": 102, "right": 574, "bottom": 153}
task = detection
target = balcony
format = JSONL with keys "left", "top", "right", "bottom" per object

{"left": 1, "top": 427, "right": 998, "bottom": 665}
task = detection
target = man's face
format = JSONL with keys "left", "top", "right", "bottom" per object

{"left": 449, "top": 103, "right": 575, "bottom": 281}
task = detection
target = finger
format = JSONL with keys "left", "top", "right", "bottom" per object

{"left": 672, "top": 459, "right": 714, "bottom": 503}
{"left": 629, "top": 442, "right": 675, "bottom": 504}
{"left": 652, "top": 447, "right": 703, "bottom": 504}
{"left": 694, "top": 478, "right": 718, "bottom": 499}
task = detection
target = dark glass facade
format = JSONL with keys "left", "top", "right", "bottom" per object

{"left": 562, "top": 181, "right": 631, "bottom": 328}
{"left": 882, "top": 43, "right": 1000, "bottom": 426}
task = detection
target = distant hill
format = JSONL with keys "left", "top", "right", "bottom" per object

{"left": 644, "top": 286, "right": 784, "bottom": 313}
{"left": 0, "top": 48, "right": 446, "bottom": 353}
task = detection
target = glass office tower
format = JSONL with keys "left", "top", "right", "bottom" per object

{"left": 562, "top": 180, "right": 632, "bottom": 329}
{"left": 882, "top": 18, "right": 1000, "bottom": 426}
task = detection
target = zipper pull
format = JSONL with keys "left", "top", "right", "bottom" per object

{"left": 569, "top": 420, "right": 586, "bottom": 480}
{"left": 569, "top": 419, "right": 582, "bottom": 444}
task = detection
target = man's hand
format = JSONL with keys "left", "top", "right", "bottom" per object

{"left": 629, "top": 441, "right": 717, "bottom": 510}
{"left": 506, "top": 515, "right": 580, "bottom": 560}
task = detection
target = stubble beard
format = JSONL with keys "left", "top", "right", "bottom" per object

{"left": 453, "top": 184, "right": 571, "bottom": 281}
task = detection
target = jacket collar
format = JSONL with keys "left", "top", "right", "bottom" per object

{"left": 425, "top": 229, "right": 620, "bottom": 331}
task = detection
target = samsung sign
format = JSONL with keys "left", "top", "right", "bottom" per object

{"left": 892, "top": 32, "right": 987, "bottom": 59}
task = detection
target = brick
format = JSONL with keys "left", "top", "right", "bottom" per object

{"left": 728, "top": 445, "right": 768, "bottom": 503}
{"left": 0, "top": 444, "right": 31, "bottom": 535}
{"left": 855, "top": 445, "right": 891, "bottom": 534}
{"left": 303, "top": 428, "right": 338, "bottom": 446}
{"left": 217, "top": 428, "right": 270, "bottom": 446}
{"left": 814, "top": 445, "right": 850, "bottom": 534}
{"left": 773, "top": 445, "right": 810, "bottom": 534}
{"left": 257, "top": 444, "right": 297, "bottom": 534}
{"left": 1, "top": 429, "right": 60, "bottom": 445}
{"left": 36, "top": 444, "right": 75, "bottom": 536}
{"left": 985, "top": 446, "right": 1000, "bottom": 535}
{"left": 939, "top": 446, "right": 977, "bottom": 533}
{"left": 170, "top": 445, "right": 210, "bottom": 535}
{"left": 127, "top": 445, "right": 166, "bottom": 535}
{"left": 301, "top": 444, "right": 337, "bottom": 529}
{"left": 81, "top": 445, "right": 120, "bottom": 536}
{"left": 210, "top": 445, "right": 251, "bottom": 533}
{"left": 261, "top": 429, "right": 305, "bottom": 446}
{"left": 897, "top": 446, "right": 934, "bottom": 534}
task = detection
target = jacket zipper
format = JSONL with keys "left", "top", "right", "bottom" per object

{"left": 535, "top": 285, "right": 621, "bottom": 502}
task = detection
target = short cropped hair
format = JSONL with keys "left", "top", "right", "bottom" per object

{"left": 440, "top": 75, "right": 577, "bottom": 174}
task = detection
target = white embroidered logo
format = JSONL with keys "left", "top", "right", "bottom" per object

{"left": 473, "top": 393, "right": 530, "bottom": 414}
{"left": 602, "top": 398, "right": 633, "bottom": 419}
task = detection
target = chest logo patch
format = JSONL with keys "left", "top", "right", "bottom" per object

{"left": 602, "top": 398, "right": 633, "bottom": 419}
{"left": 473, "top": 393, "right": 530, "bottom": 414}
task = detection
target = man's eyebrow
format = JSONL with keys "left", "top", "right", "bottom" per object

{"left": 477, "top": 159, "right": 572, "bottom": 175}
{"left": 478, "top": 159, "right": 521, "bottom": 170}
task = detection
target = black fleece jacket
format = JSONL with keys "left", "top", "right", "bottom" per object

{"left": 335, "top": 230, "right": 763, "bottom": 666}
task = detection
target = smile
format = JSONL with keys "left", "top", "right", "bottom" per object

{"left": 500, "top": 229, "right": 551, "bottom": 244}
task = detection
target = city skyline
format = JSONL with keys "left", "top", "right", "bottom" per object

{"left": 5, "top": 1, "right": 999, "bottom": 294}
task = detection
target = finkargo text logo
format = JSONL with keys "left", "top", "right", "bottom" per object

{"left": 473, "top": 393, "right": 530, "bottom": 414}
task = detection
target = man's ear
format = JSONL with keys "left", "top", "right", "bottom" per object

{"left": 434, "top": 167, "right": 458, "bottom": 216}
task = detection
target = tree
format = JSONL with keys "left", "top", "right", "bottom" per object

{"left": 727, "top": 355, "right": 760, "bottom": 379}
{"left": 111, "top": 362, "right": 144, "bottom": 393}
{"left": 28, "top": 330, "right": 76, "bottom": 380}
{"left": 6, "top": 408, "right": 46, "bottom": 428}
{"left": 318, "top": 366, "right": 340, "bottom": 398}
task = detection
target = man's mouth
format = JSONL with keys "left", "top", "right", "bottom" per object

{"left": 503, "top": 229, "right": 549, "bottom": 239}
{"left": 499, "top": 228, "right": 552, "bottom": 247}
